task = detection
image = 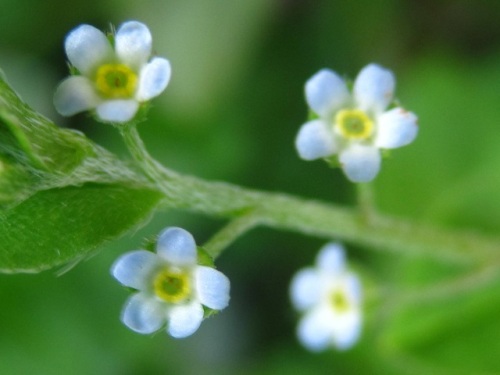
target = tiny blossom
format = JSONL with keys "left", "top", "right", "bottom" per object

{"left": 295, "top": 63, "right": 418, "bottom": 182}
{"left": 290, "top": 243, "right": 362, "bottom": 351}
{"left": 54, "top": 21, "right": 171, "bottom": 123}
{"left": 111, "top": 227, "right": 230, "bottom": 338}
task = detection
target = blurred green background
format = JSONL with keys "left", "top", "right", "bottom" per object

{"left": 1, "top": 0, "right": 500, "bottom": 374}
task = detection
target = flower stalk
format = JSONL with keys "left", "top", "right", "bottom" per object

{"left": 203, "top": 214, "right": 259, "bottom": 259}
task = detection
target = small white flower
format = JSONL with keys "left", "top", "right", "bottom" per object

{"left": 54, "top": 21, "right": 171, "bottom": 123}
{"left": 290, "top": 243, "right": 362, "bottom": 351}
{"left": 111, "top": 227, "right": 230, "bottom": 338}
{"left": 295, "top": 64, "right": 418, "bottom": 182}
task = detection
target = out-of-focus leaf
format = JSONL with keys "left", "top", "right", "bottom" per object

{"left": 381, "top": 264, "right": 500, "bottom": 374}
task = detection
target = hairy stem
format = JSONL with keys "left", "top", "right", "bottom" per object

{"left": 120, "top": 124, "right": 500, "bottom": 265}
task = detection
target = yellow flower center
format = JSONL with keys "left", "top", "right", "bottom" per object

{"left": 153, "top": 268, "right": 191, "bottom": 303}
{"left": 95, "top": 64, "right": 137, "bottom": 98}
{"left": 330, "top": 288, "right": 350, "bottom": 312}
{"left": 335, "top": 109, "right": 374, "bottom": 140}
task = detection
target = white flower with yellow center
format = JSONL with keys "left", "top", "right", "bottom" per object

{"left": 290, "top": 243, "right": 362, "bottom": 351}
{"left": 54, "top": 21, "right": 171, "bottom": 123}
{"left": 111, "top": 227, "right": 230, "bottom": 338}
{"left": 295, "top": 64, "right": 418, "bottom": 182}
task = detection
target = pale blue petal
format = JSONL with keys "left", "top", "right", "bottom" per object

{"left": 195, "top": 266, "right": 230, "bottom": 310}
{"left": 111, "top": 250, "right": 158, "bottom": 290}
{"left": 136, "top": 57, "right": 171, "bottom": 101}
{"left": 167, "top": 302, "right": 204, "bottom": 338}
{"left": 297, "top": 307, "right": 334, "bottom": 352}
{"left": 330, "top": 310, "right": 362, "bottom": 350}
{"left": 157, "top": 227, "right": 197, "bottom": 266}
{"left": 96, "top": 99, "right": 139, "bottom": 123}
{"left": 339, "top": 144, "right": 381, "bottom": 183}
{"left": 115, "top": 21, "right": 152, "bottom": 69}
{"left": 295, "top": 120, "right": 337, "bottom": 160}
{"left": 305, "top": 69, "right": 349, "bottom": 118}
{"left": 65, "top": 24, "right": 113, "bottom": 75}
{"left": 290, "top": 268, "right": 322, "bottom": 311}
{"left": 54, "top": 76, "right": 99, "bottom": 116}
{"left": 345, "top": 273, "right": 362, "bottom": 306}
{"left": 375, "top": 107, "right": 418, "bottom": 149}
{"left": 316, "top": 243, "right": 346, "bottom": 274}
{"left": 354, "top": 64, "right": 395, "bottom": 113}
{"left": 121, "top": 293, "right": 165, "bottom": 334}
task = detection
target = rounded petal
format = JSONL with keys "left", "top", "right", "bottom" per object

{"left": 195, "top": 266, "right": 230, "bottom": 310}
{"left": 167, "top": 302, "right": 204, "bottom": 338}
{"left": 339, "top": 144, "right": 381, "bottom": 183}
{"left": 316, "top": 243, "right": 346, "bottom": 274}
{"left": 96, "top": 99, "right": 139, "bottom": 123}
{"left": 296, "top": 308, "right": 334, "bottom": 352}
{"left": 354, "top": 64, "right": 395, "bottom": 113}
{"left": 115, "top": 21, "right": 152, "bottom": 69}
{"left": 290, "top": 268, "right": 322, "bottom": 311}
{"left": 156, "top": 227, "right": 197, "bottom": 266}
{"left": 121, "top": 293, "right": 165, "bottom": 334}
{"left": 295, "top": 120, "right": 337, "bottom": 160}
{"left": 305, "top": 69, "right": 350, "bottom": 118}
{"left": 375, "top": 107, "right": 418, "bottom": 149}
{"left": 111, "top": 250, "right": 159, "bottom": 290}
{"left": 65, "top": 24, "right": 113, "bottom": 75}
{"left": 345, "top": 273, "right": 362, "bottom": 306}
{"left": 330, "top": 310, "right": 362, "bottom": 350}
{"left": 54, "top": 76, "right": 100, "bottom": 116}
{"left": 136, "top": 58, "right": 171, "bottom": 101}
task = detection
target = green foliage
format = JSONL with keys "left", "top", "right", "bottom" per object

{"left": 0, "top": 74, "right": 162, "bottom": 273}
{"left": 382, "top": 265, "right": 500, "bottom": 374}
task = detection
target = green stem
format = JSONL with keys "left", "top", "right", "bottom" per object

{"left": 356, "top": 182, "right": 375, "bottom": 222}
{"left": 203, "top": 214, "right": 259, "bottom": 259}
{"left": 119, "top": 124, "right": 500, "bottom": 265}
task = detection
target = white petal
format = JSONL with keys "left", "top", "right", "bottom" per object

{"left": 305, "top": 69, "right": 350, "bottom": 118}
{"left": 96, "top": 99, "right": 139, "bottom": 123}
{"left": 195, "top": 266, "right": 230, "bottom": 310}
{"left": 316, "top": 243, "right": 346, "bottom": 274}
{"left": 339, "top": 144, "right": 381, "bottom": 183}
{"left": 295, "top": 120, "right": 337, "bottom": 160}
{"left": 330, "top": 310, "right": 362, "bottom": 350}
{"left": 167, "top": 302, "right": 204, "bottom": 338}
{"left": 111, "top": 250, "right": 158, "bottom": 290}
{"left": 345, "top": 273, "right": 362, "bottom": 306}
{"left": 290, "top": 268, "right": 322, "bottom": 311}
{"left": 65, "top": 24, "right": 113, "bottom": 75}
{"left": 136, "top": 58, "right": 171, "bottom": 101}
{"left": 156, "top": 227, "right": 197, "bottom": 266}
{"left": 375, "top": 107, "right": 418, "bottom": 149}
{"left": 115, "top": 21, "right": 152, "bottom": 69}
{"left": 296, "top": 308, "right": 335, "bottom": 352}
{"left": 54, "top": 76, "right": 100, "bottom": 116}
{"left": 121, "top": 293, "right": 165, "bottom": 334}
{"left": 354, "top": 64, "right": 395, "bottom": 113}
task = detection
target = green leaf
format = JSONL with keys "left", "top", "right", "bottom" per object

{"left": 381, "top": 264, "right": 500, "bottom": 374}
{"left": 0, "top": 72, "right": 163, "bottom": 273}
{"left": 0, "top": 184, "right": 162, "bottom": 273}
{"left": 0, "top": 71, "right": 93, "bottom": 173}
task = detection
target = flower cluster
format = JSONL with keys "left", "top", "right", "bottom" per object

{"left": 295, "top": 64, "right": 418, "bottom": 182}
{"left": 290, "top": 243, "right": 362, "bottom": 351}
{"left": 111, "top": 227, "right": 230, "bottom": 338}
{"left": 54, "top": 21, "right": 171, "bottom": 123}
